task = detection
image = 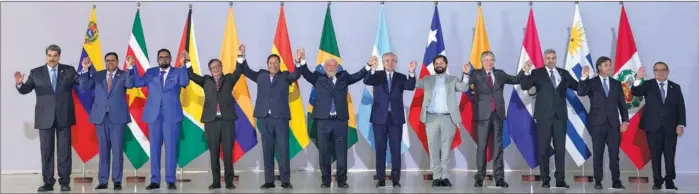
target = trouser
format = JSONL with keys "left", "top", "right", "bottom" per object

{"left": 148, "top": 116, "right": 180, "bottom": 184}
{"left": 96, "top": 113, "right": 125, "bottom": 184}
{"left": 317, "top": 118, "right": 348, "bottom": 185}
{"left": 39, "top": 120, "right": 72, "bottom": 186}
{"left": 647, "top": 128, "right": 677, "bottom": 184}
{"left": 475, "top": 111, "right": 504, "bottom": 181}
{"left": 590, "top": 124, "right": 621, "bottom": 183}
{"left": 205, "top": 116, "right": 235, "bottom": 185}
{"left": 536, "top": 117, "right": 567, "bottom": 182}
{"left": 259, "top": 117, "right": 290, "bottom": 184}
{"left": 425, "top": 113, "right": 456, "bottom": 180}
{"left": 373, "top": 111, "right": 403, "bottom": 182}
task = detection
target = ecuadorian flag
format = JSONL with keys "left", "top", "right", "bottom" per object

{"left": 307, "top": 5, "right": 359, "bottom": 161}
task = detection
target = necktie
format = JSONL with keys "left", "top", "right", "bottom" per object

{"left": 549, "top": 69, "right": 556, "bottom": 87}
{"left": 603, "top": 78, "right": 609, "bottom": 97}
{"left": 159, "top": 71, "right": 166, "bottom": 88}
{"left": 107, "top": 72, "right": 113, "bottom": 93}
{"left": 487, "top": 72, "right": 496, "bottom": 111}
{"left": 330, "top": 77, "right": 336, "bottom": 114}
{"left": 50, "top": 68, "right": 57, "bottom": 92}
{"left": 215, "top": 77, "right": 221, "bottom": 113}
{"left": 659, "top": 82, "right": 666, "bottom": 103}
{"left": 387, "top": 73, "right": 392, "bottom": 111}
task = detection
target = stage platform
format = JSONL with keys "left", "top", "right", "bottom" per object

{"left": 2, "top": 171, "right": 697, "bottom": 193}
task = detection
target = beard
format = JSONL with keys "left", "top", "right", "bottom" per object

{"left": 159, "top": 63, "right": 170, "bottom": 68}
{"left": 434, "top": 66, "right": 446, "bottom": 74}
{"left": 326, "top": 71, "right": 337, "bottom": 78}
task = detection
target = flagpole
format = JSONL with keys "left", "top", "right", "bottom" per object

{"left": 520, "top": 2, "right": 540, "bottom": 183}
{"left": 423, "top": 1, "right": 438, "bottom": 182}
{"left": 175, "top": 2, "right": 194, "bottom": 184}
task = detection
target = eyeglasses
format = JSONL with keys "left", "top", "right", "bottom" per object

{"left": 158, "top": 56, "right": 171, "bottom": 60}
{"left": 105, "top": 59, "right": 118, "bottom": 62}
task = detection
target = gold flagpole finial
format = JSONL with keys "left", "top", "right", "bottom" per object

{"left": 136, "top": 2, "right": 141, "bottom": 8}
{"left": 229, "top": 1, "right": 233, "bottom": 7}
{"left": 189, "top": 4, "right": 192, "bottom": 9}
{"left": 477, "top": 1, "right": 481, "bottom": 6}
{"left": 92, "top": 4, "right": 96, "bottom": 9}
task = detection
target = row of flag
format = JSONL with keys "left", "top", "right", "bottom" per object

{"left": 69, "top": 3, "right": 650, "bottom": 170}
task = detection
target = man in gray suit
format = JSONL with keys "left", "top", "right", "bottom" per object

{"left": 462, "top": 51, "right": 531, "bottom": 188}
{"left": 415, "top": 55, "right": 469, "bottom": 187}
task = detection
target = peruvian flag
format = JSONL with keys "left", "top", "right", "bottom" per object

{"left": 614, "top": 5, "right": 651, "bottom": 169}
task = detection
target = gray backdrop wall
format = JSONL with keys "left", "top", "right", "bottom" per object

{"left": 2, "top": 1, "right": 698, "bottom": 174}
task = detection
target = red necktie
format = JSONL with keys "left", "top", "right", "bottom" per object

{"left": 107, "top": 72, "right": 113, "bottom": 93}
{"left": 487, "top": 72, "right": 496, "bottom": 111}
{"left": 215, "top": 77, "right": 221, "bottom": 113}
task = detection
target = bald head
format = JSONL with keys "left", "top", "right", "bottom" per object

{"left": 323, "top": 58, "right": 339, "bottom": 77}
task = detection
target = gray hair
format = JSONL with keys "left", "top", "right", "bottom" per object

{"left": 45, "top": 44, "right": 61, "bottom": 55}
{"left": 480, "top": 51, "right": 495, "bottom": 62}
{"left": 382, "top": 52, "right": 397, "bottom": 60}
{"left": 544, "top": 48, "right": 556, "bottom": 56}
{"left": 324, "top": 58, "right": 337, "bottom": 65}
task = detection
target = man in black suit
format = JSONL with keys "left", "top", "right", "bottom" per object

{"left": 184, "top": 50, "right": 242, "bottom": 190}
{"left": 577, "top": 56, "right": 628, "bottom": 189}
{"left": 237, "top": 44, "right": 301, "bottom": 189}
{"left": 14, "top": 44, "right": 79, "bottom": 192}
{"left": 463, "top": 51, "right": 529, "bottom": 188}
{"left": 520, "top": 49, "right": 578, "bottom": 188}
{"left": 363, "top": 53, "right": 416, "bottom": 188}
{"left": 631, "top": 62, "right": 685, "bottom": 190}
{"left": 299, "top": 56, "right": 372, "bottom": 189}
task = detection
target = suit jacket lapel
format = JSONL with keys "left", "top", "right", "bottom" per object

{"left": 164, "top": 68, "right": 175, "bottom": 90}
{"left": 490, "top": 70, "right": 499, "bottom": 91}
{"left": 390, "top": 72, "right": 398, "bottom": 94}
{"left": 651, "top": 79, "right": 664, "bottom": 104}
{"left": 55, "top": 65, "right": 64, "bottom": 89}
{"left": 217, "top": 76, "right": 225, "bottom": 91}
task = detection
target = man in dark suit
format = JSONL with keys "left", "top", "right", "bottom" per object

{"left": 237, "top": 44, "right": 301, "bottom": 189}
{"left": 520, "top": 49, "right": 578, "bottom": 188}
{"left": 463, "top": 51, "right": 529, "bottom": 188}
{"left": 363, "top": 53, "right": 416, "bottom": 188}
{"left": 631, "top": 62, "right": 685, "bottom": 190}
{"left": 577, "top": 56, "right": 628, "bottom": 189}
{"left": 14, "top": 44, "right": 79, "bottom": 192}
{"left": 78, "top": 52, "right": 134, "bottom": 190}
{"left": 299, "top": 56, "right": 372, "bottom": 189}
{"left": 185, "top": 51, "right": 243, "bottom": 190}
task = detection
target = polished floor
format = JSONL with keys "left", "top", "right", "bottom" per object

{"left": 2, "top": 171, "right": 697, "bottom": 193}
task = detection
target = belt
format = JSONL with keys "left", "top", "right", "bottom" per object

{"left": 428, "top": 112, "right": 450, "bottom": 115}
{"left": 328, "top": 115, "right": 338, "bottom": 119}
{"left": 215, "top": 115, "right": 223, "bottom": 120}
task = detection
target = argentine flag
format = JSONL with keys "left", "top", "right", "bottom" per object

{"left": 357, "top": 4, "right": 410, "bottom": 164}
{"left": 563, "top": 4, "right": 593, "bottom": 166}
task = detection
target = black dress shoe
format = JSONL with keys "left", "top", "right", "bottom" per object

{"left": 337, "top": 182, "right": 350, "bottom": 188}
{"left": 281, "top": 182, "right": 293, "bottom": 189}
{"left": 652, "top": 184, "right": 662, "bottom": 190}
{"left": 226, "top": 184, "right": 236, "bottom": 189}
{"left": 541, "top": 181, "right": 550, "bottom": 188}
{"left": 555, "top": 181, "right": 570, "bottom": 188}
{"left": 376, "top": 180, "right": 386, "bottom": 187}
{"left": 594, "top": 183, "right": 603, "bottom": 189}
{"left": 432, "top": 179, "right": 441, "bottom": 187}
{"left": 320, "top": 184, "right": 331, "bottom": 188}
{"left": 37, "top": 184, "right": 53, "bottom": 192}
{"left": 208, "top": 183, "right": 221, "bottom": 190}
{"left": 260, "top": 183, "right": 275, "bottom": 189}
{"left": 95, "top": 183, "right": 108, "bottom": 190}
{"left": 167, "top": 183, "right": 177, "bottom": 190}
{"left": 113, "top": 182, "right": 122, "bottom": 191}
{"left": 145, "top": 183, "right": 159, "bottom": 190}
{"left": 612, "top": 181, "right": 625, "bottom": 189}
{"left": 60, "top": 185, "right": 71, "bottom": 191}
{"left": 393, "top": 182, "right": 401, "bottom": 187}
{"left": 474, "top": 180, "right": 483, "bottom": 187}
{"left": 442, "top": 179, "right": 452, "bottom": 187}
{"left": 666, "top": 180, "right": 678, "bottom": 190}
{"left": 495, "top": 180, "right": 509, "bottom": 188}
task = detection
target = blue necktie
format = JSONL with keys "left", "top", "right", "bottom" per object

{"left": 603, "top": 78, "right": 609, "bottom": 97}
{"left": 387, "top": 73, "right": 392, "bottom": 112}
{"left": 50, "top": 68, "right": 57, "bottom": 92}
{"left": 659, "top": 82, "right": 666, "bottom": 103}
{"left": 330, "top": 78, "right": 336, "bottom": 113}
{"left": 549, "top": 69, "right": 556, "bottom": 87}
{"left": 159, "top": 71, "right": 166, "bottom": 88}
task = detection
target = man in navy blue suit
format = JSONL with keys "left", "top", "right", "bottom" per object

{"left": 631, "top": 62, "right": 685, "bottom": 191}
{"left": 577, "top": 56, "right": 628, "bottom": 190}
{"left": 363, "top": 53, "right": 415, "bottom": 188}
{"left": 78, "top": 52, "right": 134, "bottom": 190}
{"left": 129, "top": 49, "right": 190, "bottom": 190}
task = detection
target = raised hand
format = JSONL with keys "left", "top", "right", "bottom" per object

{"left": 125, "top": 55, "right": 135, "bottom": 69}
{"left": 408, "top": 61, "right": 417, "bottom": 73}
{"left": 180, "top": 50, "right": 190, "bottom": 65}
{"left": 14, "top": 71, "right": 24, "bottom": 85}
{"left": 636, "top": 66, "right": 646, "bottom": 80}
{"left": 238, "top": 44, "right": 246, "bottom": 56}
{"left": 295, "top": 48, "right": 305, "bottom": 63}
{"left": 81, "top": 57, "right": 92, "bottom": 70}
{"left": 368, "top": 56, "right": 378, "bottom": 68}
{"left": 581, "top": 66, "right": 590, "bottom": 78}
{"left": 463, "top": 63, "right": 471, "bottom": 74}
{"left": 523, "top": 60, "right": 533, "bottom": 72}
